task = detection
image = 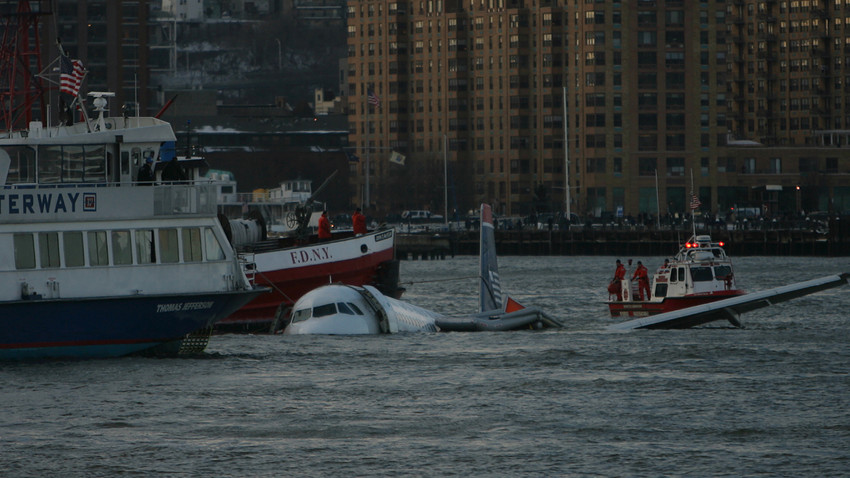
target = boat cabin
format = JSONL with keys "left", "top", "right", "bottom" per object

{"left": 651, "top": 235, "right": 736, "bottom": 299}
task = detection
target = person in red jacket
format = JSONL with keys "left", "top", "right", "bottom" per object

{"left": 609, "top": 259, "right": 627, "bottom": 300}
{"left": 352, "top": 207, "right": 367, "bottom": 235}
{"left": 632, "top": 260, "right": 651, "bottom": 301}
{"left": 318, "top": 210, "right": 332, "bottom": 240}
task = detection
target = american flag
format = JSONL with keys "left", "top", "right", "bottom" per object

{"left": 367, "top": 88, "right": 380, "bottom": 107}
{"left": 690, "top": 193, "right": 702, "bottom": 210}
{"left": 60, "top": 55, "right": 85, "bottom": 96}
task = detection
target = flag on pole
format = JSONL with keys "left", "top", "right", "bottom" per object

{"left": 389, "top": 151, "right": 406, "bottom": 166}
{"left": 690, "top": 193, "right": 702, "bottom": 210}
{"left": 60, "top": 55, "right": 85, "bottom": 96}
{"left": 367, "top": 88, "right": 380, "bottom": 107}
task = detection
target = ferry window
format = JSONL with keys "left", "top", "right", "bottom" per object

{"left": 182, "top": 228, "right": 203, "bottom": 262}
{"left": 39, "top": 145, "right": 62, "bottom": 183}
{"left": 159, "top": 229, "right": 179, "bottom": 263}
{"left": 88, "top": 231, "right": 109, "bottom": 266}
{"left": 337, "top": 302, "right": 355, "bottom": 315}
{"left": 136, "top": 230, "right": 155, "bottom": 264}
{"left": 714, "top": 265, "right": 732, "bottom": 279}
{"left": 291, "top": 308, "right": 312, "bottom": 323}
{"left": 121, "top": 151, "right": 130, "bottom": 175}
{"left": 670, "top": 269, "right": 678, "bottom": 283}
{"left": 131, "top": 148, "right": 142, "bottom": 169}
{"left": 3, "top": 146, "right": 36, "bottom": 184}
{"left": 348, "top": 303, "right": 364, "bottom": 315}
{"left": 13, "top": 234, "right": 36, "bottom": 269}
{"left": 204, "top": 228, "right": 225, "bottom": 261}
{"left": 36, "top": 144, "right": 106, "bottom": 183}
{"left": 313, "top": 303, "right": 337, "bottom": 318}
{"left": 38, "top": 232, "right": 60, "bottom": 268}
{"left": 677, "top": 267, "right": 685, "bottom": 282}
{"left": 84, "top": 145, "right": 107, "bottom": 182}
{"left": 63, "top": 231, "right": 85, "bottom": 267}
{"left": 62, "top": 145, "right": 85, "bottom": 182}
{"left": 654, "top": 283, "right": 668, "bottom": 298}
{"left": 111, "top": 230, "right": 133, "bottom": 265}
{"left": 690, "top": 266, "right": 713, "bottom": 282}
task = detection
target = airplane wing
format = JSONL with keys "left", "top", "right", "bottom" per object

{"left": 608, "top": 273, "right": 849, "bottom": 330}
{"left": 435, "top": 307, "right": 564, "bottom": 332}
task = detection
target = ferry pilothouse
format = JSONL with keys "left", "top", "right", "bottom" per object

{"left": 0, "top": 93, "right": 266, "bottom": 359}
{"left": 607, "top": 235, "right": 746, "bottom": 318}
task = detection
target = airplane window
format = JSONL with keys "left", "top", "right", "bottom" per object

{"left": 348, "top": 303, "right": 364, "bottom": 315}
{"left": 313, "top": 303, "right": 337, "bottom": 318}
{"left": 291, "top": 308, "right": 312, "bottom": 323}
{"left": 690, "top": 266, "right": 713, "bottom": 282}
{"left": 337, "top": 302, "right": 354, "bottom": 315}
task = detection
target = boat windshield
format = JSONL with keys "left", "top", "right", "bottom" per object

{"left": 690, "top": 266, "right": 714, "bottom": 282}
{"left": 713, "top": 265, "right": 733, "bottom": 278}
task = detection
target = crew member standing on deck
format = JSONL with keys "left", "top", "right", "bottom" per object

{"left": 632, "top": 261, "right": 651, "bottom": 301}
{"left": 352, "top": 207, "right": 367, "bottom": 235}
{"left": 318, "top": 210, "right": 332, "bottom": 240}
{"left": 609, "top": 259, "right": 627, "bottom": 300}
{"left": 138, "top": 157, "right": 155, "bottom": 184}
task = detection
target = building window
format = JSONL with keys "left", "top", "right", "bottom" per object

{"left": 667, "top": 157, "right": 685, "bottom": 176}
{"left": 639, "top": 157, "right": 657, "bottom": 176}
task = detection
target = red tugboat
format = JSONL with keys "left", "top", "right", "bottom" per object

{"left": 607, "top": 235, "right": 746, "bottom": 318}
{"left": 212, "top": 172, "right": 402, "bottom": 332}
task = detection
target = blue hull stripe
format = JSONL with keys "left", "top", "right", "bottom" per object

{"left": 0, "top": 289, "right": 266, "bottom": 360}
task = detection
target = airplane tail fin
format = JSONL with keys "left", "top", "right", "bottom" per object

{"left": 479, "top": 203, "right": 503, "bottom": 313}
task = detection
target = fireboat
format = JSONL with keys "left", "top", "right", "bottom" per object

{"left": 607, "top": 235, "right": 746, "bottom": 318}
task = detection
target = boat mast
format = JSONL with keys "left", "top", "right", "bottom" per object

{"left": 443, "top": 133, "right": 448, "bottom": 226}
{"left": 690, "top": 169, "right": 696, "bottom": 239}
{"left": 562, "top": 86, "right": 570, "bottom": 219}
{"left": 654, "top": 169, "right": 661, "bottom": 229}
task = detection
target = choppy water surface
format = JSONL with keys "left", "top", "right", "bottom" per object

{"left": 2, "top": 256, "right": 849, "bottom": 477}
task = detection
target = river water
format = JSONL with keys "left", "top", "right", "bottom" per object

{"left": 2, "top": 256, "right": 849, "bottom": 477}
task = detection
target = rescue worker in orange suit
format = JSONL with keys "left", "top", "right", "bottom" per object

{"left": 318, "top": 210, "right": 332, "bottom": 240}
{"left": 352, "top": 207, "right": 367, "bottom": 235}
{"left": 632, "top": 260, "right": 651, "bottom": 301}
{"left": 609, "top": 259, "right": 627, "bottom": 300}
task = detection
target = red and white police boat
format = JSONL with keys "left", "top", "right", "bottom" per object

{"left": 607, "top": 235, "right": 746, "bottom": 318}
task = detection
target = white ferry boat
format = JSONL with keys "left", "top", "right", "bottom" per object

{"left": 0, "top": 94, "right": 266, "bottom": 359}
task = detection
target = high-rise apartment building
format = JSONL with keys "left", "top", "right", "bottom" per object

{"left": 726, "top": 0, "right": 850, "bottom": 214}
{"left": 50, "top": 0, "right": 151, "bottom": 114}
{"left": 347, "top": 0, "right": 850, "bottom": 218}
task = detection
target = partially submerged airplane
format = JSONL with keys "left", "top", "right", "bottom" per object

{"left": 284, "top": 204, "right": 563, "bottom": 334}
{"left": 609, "top": 272, "right": 849, "bottom": 330}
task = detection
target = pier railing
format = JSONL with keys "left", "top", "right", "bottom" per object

{"left": 396, "top": 216, "right": 850, "bottom": 258}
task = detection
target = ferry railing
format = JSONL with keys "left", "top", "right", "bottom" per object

{"left": 153, "top": 182, "right": 218, "bottom": 216}
{"left": 238, "top": 252, "right": 258, "bottom": 286}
